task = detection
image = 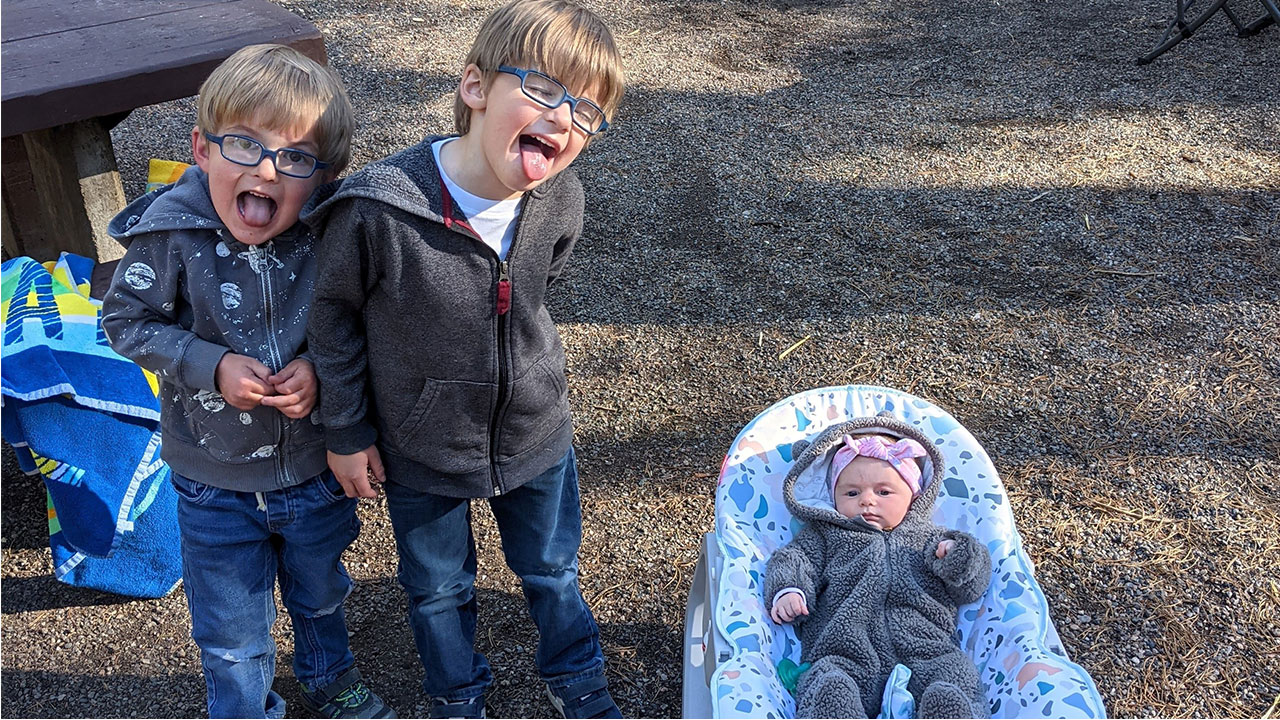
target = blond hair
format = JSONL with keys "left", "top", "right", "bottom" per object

{"left": 454, "top": 0, "right": 624, "bottom": 135}
{"left": 197, "top": 44, "right": 354, "bottom": 174}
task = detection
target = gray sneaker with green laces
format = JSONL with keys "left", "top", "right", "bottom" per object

{"left": 299, "top": 667, "right": 396, "bottom": 719}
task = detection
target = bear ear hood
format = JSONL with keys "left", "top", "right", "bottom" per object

{"left": 781, "top": 411, "right": 946, "bottom": 531}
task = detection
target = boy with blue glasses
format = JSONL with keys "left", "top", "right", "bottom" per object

{"left": 102, "top": 44, "right": 392, "bottom": 719}
{"left": 302, "top": 1, "right": 624, "bottom": 717}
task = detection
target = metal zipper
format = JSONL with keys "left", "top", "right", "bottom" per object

{"left": 487, "top": 198, "right": 528, "bottom": 496}
{"left": 253, "top": 244, "right": 291, "bottom": 489}
{"left": 488, "top": 258, "right": 511, "bottom": 496}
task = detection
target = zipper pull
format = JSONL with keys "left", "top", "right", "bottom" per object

{"left": 497, "top": 261, "right": 511, "bottom": 316}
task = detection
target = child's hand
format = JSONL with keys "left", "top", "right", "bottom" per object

{"left": 770, "top": 592, "right": 809, "bottom": 624}
{"left": 328, "top": 447, "right": 386, "bottom": 499}
{"left": 261, "top": 358, "right": 317, "bottom": 419}
{"left": 215, "top": 353, "right": 276, "bottom": 410}
{"left": 936, "top": 539, "right": 956, "bottom": 558}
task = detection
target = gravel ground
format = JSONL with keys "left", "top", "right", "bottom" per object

{"left": 3, "top": 0, "right": 1279, "bottom": 717}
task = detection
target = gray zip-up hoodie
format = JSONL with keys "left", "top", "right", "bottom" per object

{"left": 764, "top": 415, "right": 991, "bottom": 719}
{"left": 101, "top": 166, "right": 327, "bottom": 491}
{"left": 300, "top": 136, "right": 580, "bottom": 498}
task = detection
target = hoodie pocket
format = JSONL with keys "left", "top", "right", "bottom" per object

{"left": 498, "top": 352, "right": 570, "bottom": 459}
{"left": 388, "top": 378, "right": 488, "bottom": 471}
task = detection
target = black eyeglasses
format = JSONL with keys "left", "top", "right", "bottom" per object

{"left": 204, "top": 133, "right": 329, "bottom": 179}
{"left": 496, "top": 65, "right": 610, "bottom": 135}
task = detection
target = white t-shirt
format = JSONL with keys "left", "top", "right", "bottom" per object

{"left": 432, "top": 139, "right": 522, "bottom": 260}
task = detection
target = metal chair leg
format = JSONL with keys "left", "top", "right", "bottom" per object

{"left": 1237, "top": 0, "right": 1279, "bottom": 35}
{"left": 1137, "top": 0, "right": 1230, "bottom": 64}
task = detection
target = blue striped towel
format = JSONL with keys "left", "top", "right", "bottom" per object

{"left": 2, "top": 253, "right": 180, "bottom": 598}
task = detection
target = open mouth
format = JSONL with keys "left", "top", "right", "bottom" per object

{"left": 518, "top": 134, "right": 559, "bottom": 182}
{"left": 237, "top": 191, "right": 278, "bottom": 228}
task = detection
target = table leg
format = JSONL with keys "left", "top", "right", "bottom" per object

{"left": 0, "top": 117, "right": 127, "bottom": 264}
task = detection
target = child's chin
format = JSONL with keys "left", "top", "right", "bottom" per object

{"left": 228, "top": 228, "right": 273, "bottom": 246}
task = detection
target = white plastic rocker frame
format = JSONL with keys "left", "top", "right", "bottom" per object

{"left": 682, "top": 385, "right": 1106, "bottom": 719}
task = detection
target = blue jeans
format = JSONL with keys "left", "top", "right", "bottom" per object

{"left": 173, "top": 470, "right": 360, "bottom": 719}
{"left": 384, "top": 448, "right": 604, "bottom": 701}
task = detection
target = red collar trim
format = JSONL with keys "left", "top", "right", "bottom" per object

{"left": 439, "top": 176, "right": 479, "bottom": 239}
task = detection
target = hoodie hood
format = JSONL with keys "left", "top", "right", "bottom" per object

{"left": 108, "top": 165, "right": 226, "bottom": 245}
{"left": 782, "top": 413, "right": 946, "bottom": 533}
{"left": 109, "top": 165, "right": 323, "bottom": 249}
{"left": 300, "top": 134, "right": 568, "bottom": 231}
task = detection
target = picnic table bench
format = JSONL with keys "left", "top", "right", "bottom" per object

{"left": 1, "top": 0, "right": 326, "bottom": 264}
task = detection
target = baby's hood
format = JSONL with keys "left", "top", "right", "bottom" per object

{"left": 782, "top": 412, "right": 946, "bottom": 533}
{"left": 108, "top": 165, "right": 225, "bottom": 246}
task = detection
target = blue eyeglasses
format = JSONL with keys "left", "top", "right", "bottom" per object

{"left": 496, "top": 65, "right": 610, "bottom": 135}
{"left": 204, "top": 133, "right": 330, "bottom": 179}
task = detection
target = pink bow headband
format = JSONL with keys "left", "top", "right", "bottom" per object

{"left": 829, "top": 434, "right": 928, "bottom": 497}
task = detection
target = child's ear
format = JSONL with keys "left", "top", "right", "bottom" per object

{"left": 191, "top": 126, "right": 211, "bottom": 171}
{"left": 458, "top": 63, "right": 488, "bottom": 111}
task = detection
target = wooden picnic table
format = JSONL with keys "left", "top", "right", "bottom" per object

{"left": 1, "top": 0, "right": 326, "bottom": 263}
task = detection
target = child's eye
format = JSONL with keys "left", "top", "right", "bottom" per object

{"left": 284, "top": 150, "right": 308, "bottom": 163}
{"left": 230, "top": 136, "right": 257, "bottom": 151}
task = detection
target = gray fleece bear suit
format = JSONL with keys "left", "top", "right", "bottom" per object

{"left": 763, "top": 415, "right": 991, "bottom": 719}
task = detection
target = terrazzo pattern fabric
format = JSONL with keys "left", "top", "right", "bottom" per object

{"left": 710, "top": 386, "right": 1106, "bottom": 718}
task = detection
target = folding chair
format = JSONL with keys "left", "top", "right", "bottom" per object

{"left": 1138, "top": 0, "right": 1280, "bottom": 63}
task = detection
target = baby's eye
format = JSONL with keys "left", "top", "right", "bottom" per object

{"left": 877, "top": 489, "right": 893, "bottom": 496}
{"left": 845, "top": 490, "right": 859, "bottom": 496}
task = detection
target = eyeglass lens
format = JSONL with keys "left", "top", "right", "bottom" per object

{"left": 220, "top": 135, "right": 318, "bottom": 177}
{"left": 521, "top": 73, "right": 605, "bottom": 133}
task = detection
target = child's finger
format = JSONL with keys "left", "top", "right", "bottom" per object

{"left": 227, "top": 388, "right": 265, "bottom": 410}
{"left": 348, "top": 473, "right": 377, "bottom": 499}
{"left": 260, "top": 390, "right": 303, "bottom": 408}
{"left": 241, "top": 375, "right": 275, "bottom": 397}
{"left": 367, "top": 448, "right": 387, "bottom": 484}
{"left": 334, "top": 473, "right": 361, "bottom": 498}
{"left": 275, "top": 403, "right": 309, "bottom": 419}
{"left": 246, "top": 358, "right": 275, "bottom": 382}
{"left": 267, "top": 364, "right": 298, "bottom": 385}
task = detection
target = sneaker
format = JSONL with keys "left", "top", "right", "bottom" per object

{"left": 299, "top": 667, "right": 396, "bottom": 719}
{"left": 427, "top": 696, "right": 486, "bottom": 719}
{"left": 547, "top": 677, "right": 622, "bottom": 719}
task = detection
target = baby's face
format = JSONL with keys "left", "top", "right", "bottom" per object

{"left": 833, "top": 457, "right": 914, "bottom": 530}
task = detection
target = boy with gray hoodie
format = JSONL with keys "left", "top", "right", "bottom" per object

{"left": 301, "top": 2, "right": 625, "bottom": 717}
{"left": 764, "top": 415, "right": 992, "bottom": 719}
{"left": 102, "top": 45, "right": 391, "bottom": 719}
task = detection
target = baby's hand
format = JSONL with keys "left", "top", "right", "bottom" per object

{"left": 770, "top": 592, "right": 809, "bottom": 624}
{"left": 936, "top": 539, "right": 956, "bottom": 559}
{"left": 215, "top": 353, "right": 275, "bottom": 410}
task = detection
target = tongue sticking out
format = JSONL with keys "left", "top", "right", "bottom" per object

{"left": 238, "top": 192, "right": 277, "bottom": 227}
{"left": 519, "top": 137, "right": 549, "bottom": 181}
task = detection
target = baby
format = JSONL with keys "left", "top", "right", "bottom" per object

{"left": 764, "top": 415, "right": 991, "bottom": 719}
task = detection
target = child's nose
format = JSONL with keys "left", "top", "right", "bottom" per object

{"left": 255, "top": 156, "right": 278, "bottom": 181}
{"left": 546, "top": 101, "right": 574, "bottom": 130}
